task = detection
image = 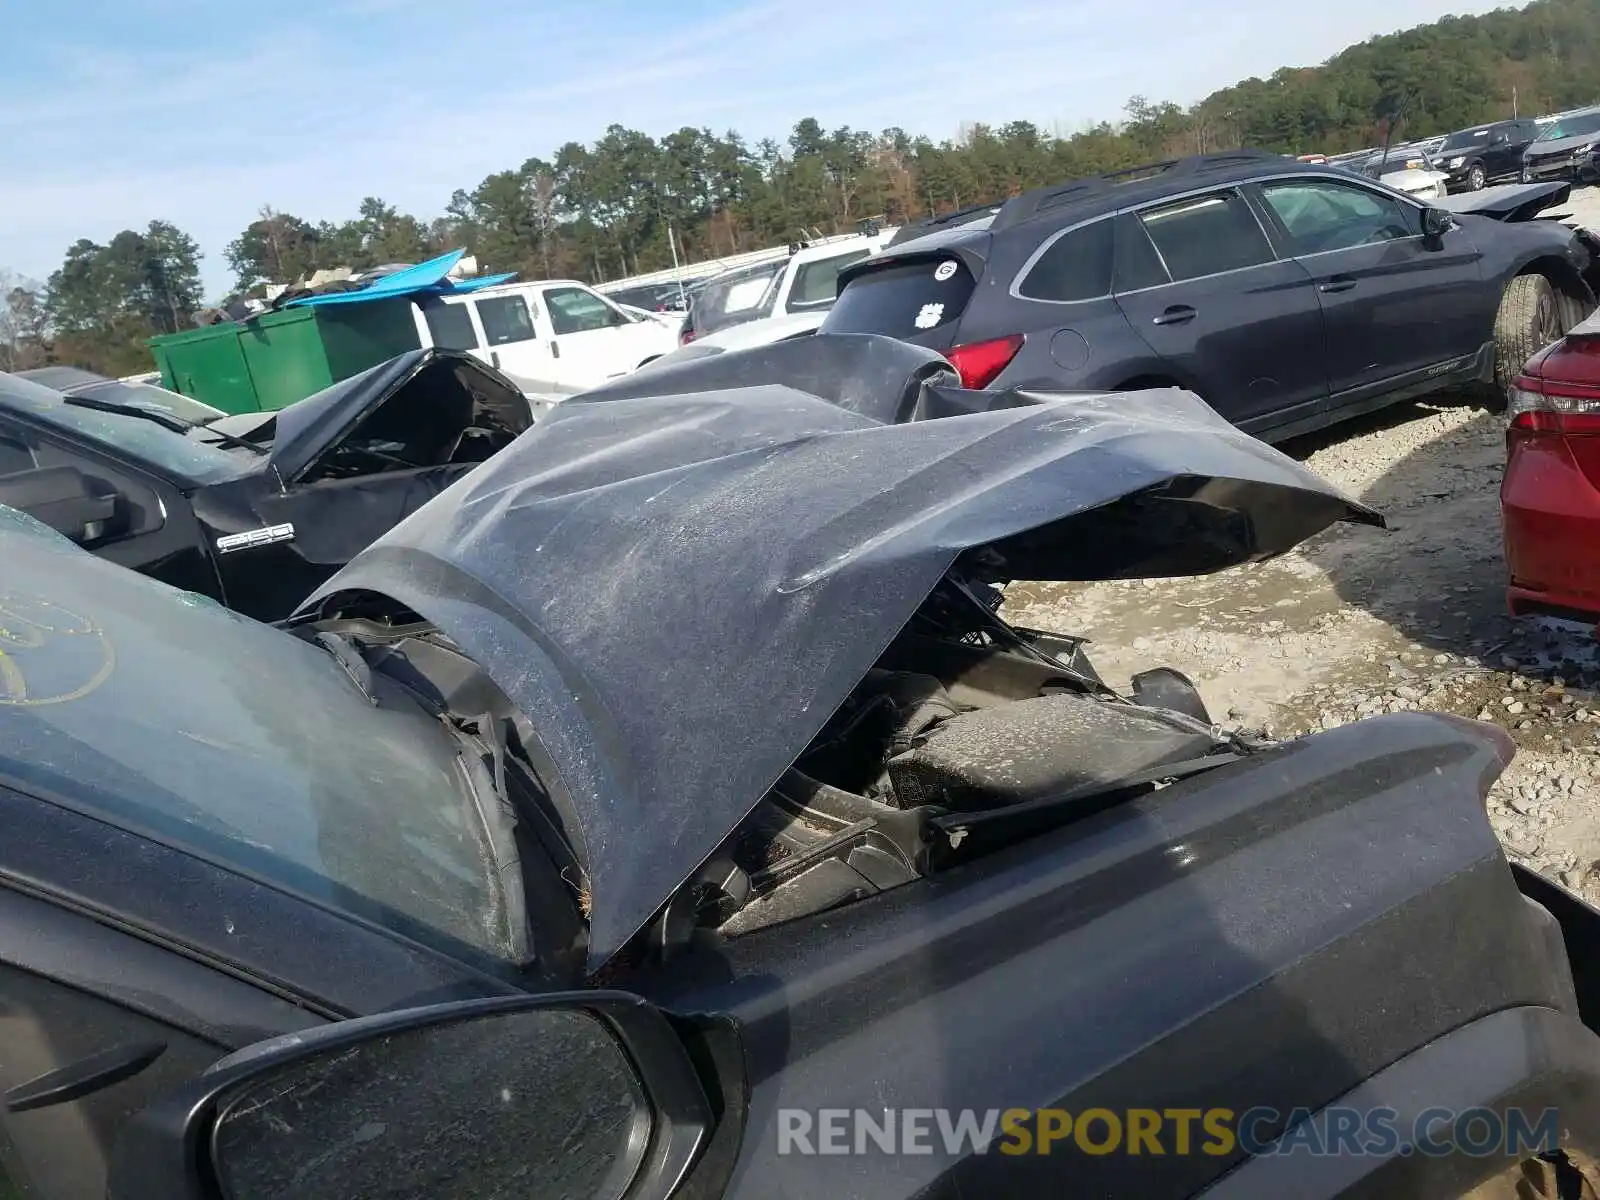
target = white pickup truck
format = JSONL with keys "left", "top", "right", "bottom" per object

{"left": 410, "top": 279, "right": 680, "bottom": 396}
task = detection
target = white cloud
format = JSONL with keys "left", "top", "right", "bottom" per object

{"left": 0, "top": 0, "right": 1513, "bottom": 297}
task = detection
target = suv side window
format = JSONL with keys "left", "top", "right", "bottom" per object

{"left": 1258, "top": 179, "right": 1415, "bottom": 255}
{"left": 1017, "top": 218, "right": 1114, "bottom": 301}
{"left": 1112, "top": 214, "right": 1171, "bottom": 292}
{"left": 1136, "top": 190, "right": 1275, "bottom": 282}
{"left": 0, "top": 958, "right": 227, "bottom": 1200}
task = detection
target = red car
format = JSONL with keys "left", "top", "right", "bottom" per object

{"left": 1503, "top": 313, "right": 1600, "bottom": 619}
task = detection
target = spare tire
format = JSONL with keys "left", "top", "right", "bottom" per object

{"left": 1486, "top": 273, "right": 1565, "bottom": 413}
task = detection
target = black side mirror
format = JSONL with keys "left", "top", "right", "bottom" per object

{"left": 1422, "top": 207, "right": 1454, "bottom": 242}
{"left": 107, "top": 992, "right": 715, "bottom": 1200}
{"left": 0, "top": 466, "right": 122, "bottom": 544}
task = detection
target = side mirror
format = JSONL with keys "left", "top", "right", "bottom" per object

{"left": 0, "top": 465, "right": 122, "bottom": 543}
{"left": 107, "top": 993, "right": 714, "bottom": 1200}
{"left": 1422, "top": 207, "right": 1454, "bottom": 241}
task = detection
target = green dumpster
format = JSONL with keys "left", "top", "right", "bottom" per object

{"left": 149, "top": 297, "right": 422, "bottom": 415}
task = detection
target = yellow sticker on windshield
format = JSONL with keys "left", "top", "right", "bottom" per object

{"left": 0, "top": 597, "right": 115, "bottom": 706}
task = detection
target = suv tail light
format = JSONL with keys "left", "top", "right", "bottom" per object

{"left": 1513, "top": 335, "right": 1600, "bottom": 435}
{"left": 680, "top": 327, "right": 697, "bottom": 346}
{"left": 945, "top": 334, "right": 1024, "bottom": 390}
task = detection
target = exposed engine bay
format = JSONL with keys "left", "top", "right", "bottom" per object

{"left": 311, "top": 576, "right": 1264, "bottom": 975}
{"left": 661, "top": 577, "right": 1258, "bottom": 950}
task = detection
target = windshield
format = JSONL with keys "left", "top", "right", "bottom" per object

{"left": 691, "top": 261, "right": 784, "bottom": 335}
{"left": 1441, "top": 128, "right": 1493, "bottom": 151}
{"left": 1538, "top": 113, "right": 1600, "bottom": 141}
{"left": 0, "top": 517, "right": 528, "bottom": 965}
{"left": 0, "top": 372, "right": 253, "bottom": 485}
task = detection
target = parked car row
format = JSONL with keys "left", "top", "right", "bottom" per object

{"left": 650, "top": 151, "right": 1600, "bottom": 442}
{"left": 1313, "top": 107, "right": 1600, "bottom": 195}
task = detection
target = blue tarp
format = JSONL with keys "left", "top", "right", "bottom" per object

{"left": 284, "top": 249, "right": 518, "bottom": 308}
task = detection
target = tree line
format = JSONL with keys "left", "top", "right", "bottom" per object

{"left": 8, "top": 0, "right": 1600, "bottom": 378}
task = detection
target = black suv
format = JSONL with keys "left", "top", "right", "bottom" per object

{"left": 824, "top": 151, "right": 1596, "bottom": 441}
{"left": 1438, "top": 119, "right": 1541, "bottom": 191}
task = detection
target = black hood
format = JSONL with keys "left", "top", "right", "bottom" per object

{"left": 1440, "top": 181, "right": 1573, "bottom": 222}
{"left": 267, "top": 349, "right": 531, "bottom": 480}
{"left": 297, "top": 337, "right": 1381, "bottom": 966}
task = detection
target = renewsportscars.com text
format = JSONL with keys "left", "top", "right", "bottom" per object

{"left": 775, "top": 1106, "right": 1561, "bottom": 1159}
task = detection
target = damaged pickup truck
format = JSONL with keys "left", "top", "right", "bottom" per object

{"left": 6, "top": 337, "right": 1600, "bottom": 1200}
{"left": 0, "top": 348, "right": 532, "bottom": 621}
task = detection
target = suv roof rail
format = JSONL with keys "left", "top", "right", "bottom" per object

{"left": 886, "top": 201, "right": 1001, "bottom": 246}
{"left": 990, "top": 150, "right": 1288, "bottom": 230}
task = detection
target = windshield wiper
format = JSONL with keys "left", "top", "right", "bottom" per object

{"left": 62, "top": 394, "right": 268, "bottom": 454}
{"left": 311, "top": 632, "right": 379, "bottom": 705}
{"left": 63, "top": 393, "right": 192, "bottom": 432}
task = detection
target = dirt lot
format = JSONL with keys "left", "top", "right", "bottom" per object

{"left": 1005, "top": 184, "right": 1600, "bottom": 900}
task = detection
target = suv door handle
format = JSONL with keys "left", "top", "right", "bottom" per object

{"left": 1152, "top": 305, "right": 1196, "bottom": 326}
{"left": 1319, "top": 276, "right": 1358, "bottom": 293}
{"left": 490, "top": 350, "right": 501, "bottom": 369}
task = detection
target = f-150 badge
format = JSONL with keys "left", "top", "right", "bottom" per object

{"left": 215, "top": 524, "right": 296, "bottom": 554}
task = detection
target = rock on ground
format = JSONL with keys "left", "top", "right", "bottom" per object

{"left": 1004, "top": 395, "right": 1600, "bottom": 902}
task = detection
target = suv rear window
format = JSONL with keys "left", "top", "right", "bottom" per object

{"left": 1137, "top": 191, "right": 1275, "bottom": 282}
{"left": 1017, "top": 219, "right": 1113, "bottom": 301}
{"left": 691, "top": 262, "right": 784, "bottom": 336}
{"left": 821, "top": 257, "right": 977, "bottom": 346}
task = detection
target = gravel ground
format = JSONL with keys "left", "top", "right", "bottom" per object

{"left": 1004, "top": 185, "right": 1600, "bottom": 899}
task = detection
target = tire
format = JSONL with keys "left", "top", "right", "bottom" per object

{"left": 1468, "top": 162, "right": 1488, "bottom": 191}
{"left": 1485, "top": 273, "right": 1565, "bottom": 413}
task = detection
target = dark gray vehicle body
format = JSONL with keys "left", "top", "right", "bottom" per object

{"left": 825, "top": 155, "right": 1596, "bottom": 443}
{"left": 5, "top": 340, "right": 1600, "bottom": 1197}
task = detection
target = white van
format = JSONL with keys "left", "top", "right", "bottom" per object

{"left": 410, "top": 279, "right": 680, "bottom": 395}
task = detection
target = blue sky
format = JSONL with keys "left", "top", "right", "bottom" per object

{"left": 3, "top": 0, "right": 1512, "bottom": 299}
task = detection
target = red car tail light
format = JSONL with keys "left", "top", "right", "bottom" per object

{"left": 1512, "top": 335, "right": 1600, "bottom": 435}
{"left": 945, "top": 334, "right": 1024, "bottom": 390}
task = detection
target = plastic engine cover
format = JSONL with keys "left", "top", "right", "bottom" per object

{"left": 887, "top": 692, "right": 1217, "bottom": 811}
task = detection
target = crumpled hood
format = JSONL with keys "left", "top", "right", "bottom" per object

{"left": 267, "top": 349, "right": 531, "bottom": 480}
{"left": 1440, "top": 181, "right": 1573, "bottom": 222}
{"left": 297, "top": 351, "right": 1380, "bottom": 966}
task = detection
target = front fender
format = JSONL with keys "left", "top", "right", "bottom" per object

{"left": 1196, "top": 1006, "right": 1600, "bottom": 1199}
{"left": 1514, "top": 864, "right": 1600, "bottom": 1033}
